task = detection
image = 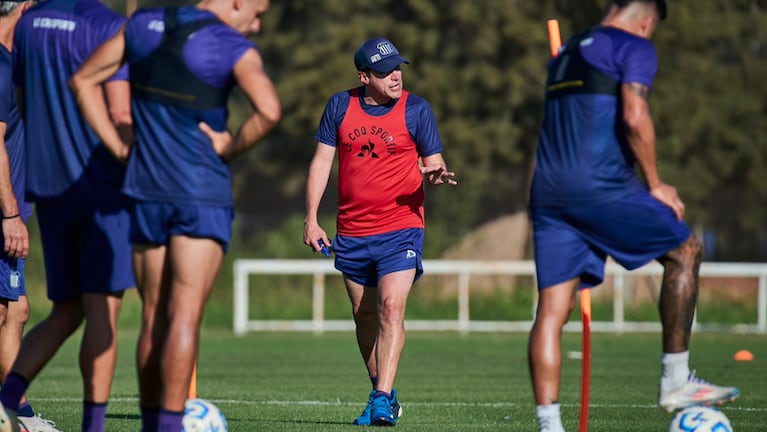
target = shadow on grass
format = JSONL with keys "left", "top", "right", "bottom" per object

{"left": 106, "top": 413, "right": 141, "bottom": 420}
{"left": 237, "top": 418, "right": 353, "bottom": 426}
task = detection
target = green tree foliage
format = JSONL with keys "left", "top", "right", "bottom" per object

{"left": 651, "top": 1, "right": 767, "bottom": 259}
{"left": 104, "top": 0, "right": 767, "bottom": 260}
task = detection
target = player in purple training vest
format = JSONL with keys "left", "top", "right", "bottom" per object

{"left": 0, "top": 0, "right": 134, "bottom": 431}
{"left": 527, "top": 1, "right": 739, "bottom": 431}
{"left": 71, "top": 0, "right": 280, "bottom": 431}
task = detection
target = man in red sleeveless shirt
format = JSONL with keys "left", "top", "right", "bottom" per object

{"left": 304, "top": 37, "right": 456, "bottom": 426}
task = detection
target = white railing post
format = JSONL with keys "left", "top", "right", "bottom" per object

{"left": 613, "top": 273, "right": 625, "bottom": 331}
{"left": 312, "top": 272, "right": 325, "bottom": 334}
{"left": 759, "top": 272, "right": 766, "bottom": 332}
{"left": 232, "top": 260, "right": 767, "bottom": 334}
{"left": 457, "top": 272, "right": 470, "bottom": 334}
{"left": 233, "top": 261, "right": 249, "bottom": 336}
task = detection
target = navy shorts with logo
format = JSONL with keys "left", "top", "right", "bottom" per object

{"left": 130, "top": 201, "right": 234, "bottom": 252}
{"left": 531, "top": 190, "right": 691, "bottom": 290}
{"left": 0, "top": 256, "right": 25, "bottom": 301}
{"left": 333, "top": 228, "right": 424, "bottom": 287}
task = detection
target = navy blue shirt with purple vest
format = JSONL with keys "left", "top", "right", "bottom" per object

{"left": 530, "top": 26, "right": 659, "bottom": 206}
{"left": 13, "top": 0, "right": 128, "bottom": 205}
{"left": 123, "top": 6, "right": 253, "bottom": 206}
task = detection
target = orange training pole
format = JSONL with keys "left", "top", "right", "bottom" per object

{"left": 189, "top": 362, "right": 197, "bottom": 399}
{"left": 579, "top": 288, "right": 592, "bottom": 432}
{"left": 547, "top": 19, "right": 562, "bottom": 58}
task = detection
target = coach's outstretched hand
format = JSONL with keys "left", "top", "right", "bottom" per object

{"left": 420, "top": 164, "right": 457, "bottom": 186}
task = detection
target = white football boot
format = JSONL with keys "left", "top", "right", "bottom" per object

{"left": 17, "top": 413, "right": 62, "bottom": 432}
{"left": 659, "top": 370, "right": 740, "bottom": 413}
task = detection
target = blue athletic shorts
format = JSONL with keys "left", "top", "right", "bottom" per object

{"left": 130, "top": 201, "right": 234, "bottom": 252}
{"left": 36, "top": 202, "right": 135, "bottom": 302}
{"left": 530, "top": 190, "right": 691, "bottom": 290}
{"left": 333, "top": 228, "right": 424, "bottom": 287}
{"left": 0, "top": 256, "right": 25, "bottom": 301}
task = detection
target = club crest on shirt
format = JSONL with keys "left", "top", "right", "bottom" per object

{"left": 148, "top": 20, "right": 165, "bottom": 32}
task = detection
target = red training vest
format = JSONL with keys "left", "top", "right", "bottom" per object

{"left": 336, "top": 89, "right": 425, "bottom": 236}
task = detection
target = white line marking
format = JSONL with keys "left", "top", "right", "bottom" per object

{"left": 29, "top": 397, "right": 766, "bottom": 412}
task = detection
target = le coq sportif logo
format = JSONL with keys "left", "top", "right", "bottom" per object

{"left": 357, "top": 140, "right": 380, "bottom": 159}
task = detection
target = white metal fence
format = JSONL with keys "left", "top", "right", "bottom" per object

{"left": 233, "top": 260, "right": 767, "bottom": 335}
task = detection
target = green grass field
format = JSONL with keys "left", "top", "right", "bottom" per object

{"left": 17, "top": 329, "right": 766, "bottom": 431}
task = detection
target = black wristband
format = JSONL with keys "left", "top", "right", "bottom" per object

{"left": 2, "top": 213, "right": 19, "bottom": 220}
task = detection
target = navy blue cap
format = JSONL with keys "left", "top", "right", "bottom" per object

{"left": 354, "top": 38, "right": 410, "bottom": 73}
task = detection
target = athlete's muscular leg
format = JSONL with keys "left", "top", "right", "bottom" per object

{"left": 657, "top": 234, "right": 703, "bottom": 353}
{"left": 0, "top": 299, "right": 11, "bottom": 378}
{"left": 373, "top": 269, "right": 415, "bottom": 394}
{"left": 12, "top": 300, "right": 83, "bottom": 381}
{"left": 528, "top": 277, "right": 579, "bottom": 405}
{"left": 162, "top": 236, "right": 222, "bottom": 412}
{"left": 81, "top": 292, "right": 123, "bottom": 403}
{"left": 0, "top": 297, "right": 24, "bottom": 380}
{"left": 134, "top": 244, "right": 170, "bottom": 409}
{"left": 0, "top": 299, "right": 32, "bottom": 408}
{"left": 344, "top": 277, "right": 378, "bottom": 378}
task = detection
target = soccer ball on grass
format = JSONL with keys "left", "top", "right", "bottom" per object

{"left": 183, "top": 398, "right": 228, "bottom": 432}
{"left": 668, "top": 406, "right": 733, "bottom": 432}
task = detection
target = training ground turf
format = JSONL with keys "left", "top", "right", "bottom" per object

{"left": 24, "top": 330, "right": 765, "bottom": 431}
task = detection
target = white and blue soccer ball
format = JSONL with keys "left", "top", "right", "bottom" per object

{"left": 668, "top": 406, "right": 733, "bottom": 432}
{"left": 183, "top": 398, "right": 228, "bottom": 432}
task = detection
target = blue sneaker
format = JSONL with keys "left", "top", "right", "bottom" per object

{"left": 352, "top": 390, "right": 376, "bottom": 426}
{"left": 390, "top": 389, "right": 402, "bottom": 420}
{"left": 370, "top": 394, "right": 397, "bottom": 427}
{"left": 352, "top": 389, "right": 402, "bottom": 426}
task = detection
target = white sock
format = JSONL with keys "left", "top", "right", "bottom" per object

{"left": 536, "top": 403, "right": 565, "bottom": 432}
{"left": 661, "top": 351, "right": 690, "bottom": 393}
